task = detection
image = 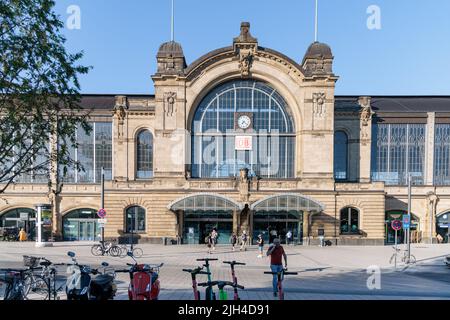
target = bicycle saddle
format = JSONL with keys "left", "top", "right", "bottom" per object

{"left": 40, "top": 261, "right": 52, "bottom": 267}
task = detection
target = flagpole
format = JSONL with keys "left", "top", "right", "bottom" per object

{"left": 171, "top": 0, "right": 175, "bottom": 41}
{"left": 315, "top": 0, "right": 318, "bottom": 42}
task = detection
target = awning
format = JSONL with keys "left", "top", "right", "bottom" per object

{"left": 250, "top": 194, "right": 325, "bottom": 212}
{"left": 167, "top": 193, "right": 243, "bottom": 212}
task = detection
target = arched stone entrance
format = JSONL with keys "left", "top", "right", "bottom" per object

{"left": 250, "top": 194, "right": 325, "bottom": 245}
{"left": 436, "top": 212, "right": 449, "bottom": 243}
{"left": 62, "top": 208, "right": 100, "bottom": 241}
{"left": 168, "top": 194, "right": 243, "bottom": 244}
{"left": 0, "top": 208, "right": 36, "bottom": 240}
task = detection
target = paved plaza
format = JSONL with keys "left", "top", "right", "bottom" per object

{"left": 0, "top": 242, "right": 449, "bottom": 300}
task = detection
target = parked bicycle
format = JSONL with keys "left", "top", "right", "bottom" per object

{"left": 389, "top": 247, "right": 416, "bottom": 266}
{"left": 118, "top": 244, "right": 143, "bottom": 258}
{"left": 91, "top": 241, "right": 122, "bottom": 257}
{"left": 264, "top": 268, "right": 298, "bottom": 300}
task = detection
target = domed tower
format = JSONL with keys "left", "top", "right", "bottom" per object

{"left": 155, "top": 41, "right": 187, "bottom": 76}
{"left": 302, "top": 41, "right": 334, "bottom": 77}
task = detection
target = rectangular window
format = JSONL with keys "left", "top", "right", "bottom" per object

{"left": 371, "top": 123, "right": 425, "bottom": 185}
{"left": 58, "top": 122, "right": 112, "bottom": 184}
{"left": 434, "top": 124, "right": 450, "bottom": 185}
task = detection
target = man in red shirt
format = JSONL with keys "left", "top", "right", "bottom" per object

{"left": 266, "top": 238, "right": 287, "bottom": 297}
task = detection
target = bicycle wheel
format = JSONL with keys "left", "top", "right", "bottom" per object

{"left": 409, "top": 255, "right": 417, "bottom": 264}
{"left": 24, "top": 275, "right": 49, "bottom": 300}
{"left": 119, "top": 245, "right": 128, "bottom": 258}
{"left": 109, "top": 245, "right": 122, "bottom": 257}
{"left": 91, "top": 244, "right": 103, "bottom": 256}
{"left": 132, "top": 248, "right": 143, "bottom": 258}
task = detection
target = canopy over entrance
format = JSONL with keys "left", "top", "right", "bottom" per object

{"left": 250, "top": 194, "right": 325, "bottom": 213}
{"left": 167, "top": 193, "right": 243, "bottom": 212}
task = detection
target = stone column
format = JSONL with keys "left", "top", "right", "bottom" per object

{"left": 425, "top": 112, "right": 436, "bottom": 185}
{"left": 426, "top": 192, "right": 439, "bottom": 243}
{"left": 233, "top": 210, "right": 238, "bottom": 235}
{"left": 303, "top": 211, "right": 310, "bottom": 245}
{"left": 177, "top": 210, "right": 184, "bottom": 242}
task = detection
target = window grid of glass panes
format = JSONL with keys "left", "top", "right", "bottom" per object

{"left": 434, "top": 124, "right": 450, "bottom": 185}
{"left": 371, "top": 123, "right": 425, "bottom": 185}
{"left": 13, "top": 139, "right": 51, "bottom": 184}
{"left": 334, "top": 131, "right": 348, "bottom": 180}
{"left": 192, "top": 81, "right": 295, "bottom": 179}
{"left": 136, "top": 130, "right": 153, "bottom": 179}
{"left": 59, "top": 122, "right": 112, "bottom": 184}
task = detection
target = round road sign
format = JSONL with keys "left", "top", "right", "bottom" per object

{"left": 391, "top": 220, "right": 402, "bottom": 231}
{"left": 97, "top": 208, "right": 107, "bottom": 218}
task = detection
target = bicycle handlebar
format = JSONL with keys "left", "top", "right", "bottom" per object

{"left": 264, "top": 271, "right": 298, "bottom": 276}
{"left": 197, "top": 281, "right": 245, "bottom": 290}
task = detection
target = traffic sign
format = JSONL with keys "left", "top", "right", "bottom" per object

{"left": 402, "top": 214, "right": 411, "bottom": 229}
{"left": 391, "top": 220, "right": 402, "bottom": 231}
{"left": 97, "top": 208, "right": 107, "bottom": 218}
{"left": 97, "top": 219, "right": 107, "bottom": 225}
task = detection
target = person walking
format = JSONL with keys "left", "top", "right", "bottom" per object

{"left": 257, "top": 234, "right": 264, "bottom": 258}
{"left": 19, "top": 228, "right": 27, "bottom": 242}
{"left": 286, "top": 230, "right": 293, "bottom": 245}
{"left": 230, "top": 233, "right": 238, "bottom": 251}
{"left": 205, "top": 233, "right": 213, "bottom": 254}
{"left": 266, "top": 238, "right": 287, "bottom": 297}
{"left": 240, "top": 230, "right": 248, "bottom": 251}
{"left": 210, "top": 228, "right": 218, "bottom": 252}
{"left": 269, "top": 229, "right": 277, "bottom": 244}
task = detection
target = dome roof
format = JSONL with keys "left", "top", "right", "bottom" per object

{"left": 304, "top": 42, "right": 333, "bottom": 59}
{"left": 157, "top": 41, "right": 185, "bottom": 58}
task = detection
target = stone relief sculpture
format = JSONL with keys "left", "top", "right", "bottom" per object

{"left": 313, "top": 92, "right": 326, "bottom": 116}
{"left": 164, "top": 92, "right": 177, "bottom": 117}
{"left": 239, "top": 51, "right": 253, "bottom": 77}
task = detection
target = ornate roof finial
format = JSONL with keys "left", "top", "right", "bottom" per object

{"left": 234, "top": 22, "right": 257, "bottom": 44}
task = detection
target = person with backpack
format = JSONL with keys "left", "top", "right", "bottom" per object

{"left": 205, "top": 233, "right": 213, "bottom": 254}
{"left": 240, "top": 230, "right": 248, "bottom": 251}
{"left": 230, "top": 233, "right": 238, "bottom": 251}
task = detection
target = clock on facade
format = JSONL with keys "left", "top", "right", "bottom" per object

{"left": 235, "top": 113, "right": 253, "bottom": 130}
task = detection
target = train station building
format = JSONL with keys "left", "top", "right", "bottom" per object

{"left": 1, "top": 23, "right": 449, "bottom": 245}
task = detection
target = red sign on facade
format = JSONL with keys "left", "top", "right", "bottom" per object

{"left": 235, "top": 136, "right": 253, "bottom": 151}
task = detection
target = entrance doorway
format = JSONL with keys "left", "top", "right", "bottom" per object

{"left": 385, "top": 211, "right": 420, "bottom": 244}
{"left": 436, "top": 212, "right": 449, "bottom": 243}
{"left": 63, "top": 209, "right": 101, "bottom": 241}
{"left": 183, "top": 211, "right": 233, "bottom": 245}
{"left": 0, "top": 208, "right": 36, "bottom": 240}
{"left": 253, "top": 211, "right": 303, "bottom": 244}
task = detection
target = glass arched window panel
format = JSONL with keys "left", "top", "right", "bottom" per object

{"left": 125, "top": 206, "right": 146, "bottom": 233}
{"left": 136, "top": 130, "right": 153, "bottom": 179}
{"left": 340, "top": 207, "right": 359, "bottom": 235}
{"left": 192, "top": 80, "right": 295, "bottom": 179}
{"left": 334, "top": 131, "right": 348, "bottom": 180}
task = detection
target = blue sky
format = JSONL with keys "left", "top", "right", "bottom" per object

{"left": 54, "top": 0, "right": 450, "bottom": 95}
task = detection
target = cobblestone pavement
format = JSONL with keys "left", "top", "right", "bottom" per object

{"left": 0, "top": 242, "right": 449, "bottom": 300}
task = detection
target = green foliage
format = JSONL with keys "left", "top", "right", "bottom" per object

{"left": 0, "top": 0, "right": 91, "bottom": 193}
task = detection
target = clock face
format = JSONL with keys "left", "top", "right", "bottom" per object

{"left": 237, "top": 115, "right": 251, "bottom": 129}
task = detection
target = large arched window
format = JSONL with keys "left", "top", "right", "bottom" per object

{"left": 340, "top": 207, "right": 359, "bottom": 234}
{"left": 334, "top": 131, "right": 348, "bottom": 180}
{"left": 125, "top": 206, "right": 146, "bottom": 233}
{"left": 192, "top": 80, "right": 295, "bottom": 178}
{"left": 136, "top": 130, "right": 153, "bottom": 179}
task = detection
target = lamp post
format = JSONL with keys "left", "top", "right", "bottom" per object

{"left": 100, "top": 167, "right": 105, "bottom": 244}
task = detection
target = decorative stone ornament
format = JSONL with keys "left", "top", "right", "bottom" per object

{"left": 359, "top": 96, "right": 373, "bottom": 127}
{"left": 233, "top": 22, "right": 258, "bottom": 78}
{"left": 114, "top": 96, "right": 128, "bottom": 124}
{"left": 313, "top": 92, "right": 326, "bottom": 116}
{"left": 164, "top": 92, "right": 177, "bottom": 117}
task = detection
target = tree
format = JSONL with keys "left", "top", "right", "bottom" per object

{"left": 0, "top": 0, "right": 91, "bottom": 194}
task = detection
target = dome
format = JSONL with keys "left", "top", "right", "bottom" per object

{"left": 304, "top": 42, "right": 333, "bottom": 59}
{"left": 157, "top": 41, "right": 185, "bottom": 58}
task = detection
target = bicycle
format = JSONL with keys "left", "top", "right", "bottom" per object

{"left": 197, "top": 281, "right": 244, "bottom": 300}
{"left": 22, "top": 255, "right": 66, "bottom": 300}
{"left": 91, "top": 241, "right": 122, "bottom": 257}
{"left": 118, "top": 244, "right": 143, "bottom": 258}
{"left": 0, "top": 268, "right": 41, "bottom": 300}
{"left": 264, "top": 268, "right": 298, "bottom": 300}
{"left": 196, "top": 258, "right": 218, "bottom": 300}
{"left": 223, "top": 260, "right": 246, "bottom": 300}
{"left": 389, "top": 247, "right": 416, "bottom": 266}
